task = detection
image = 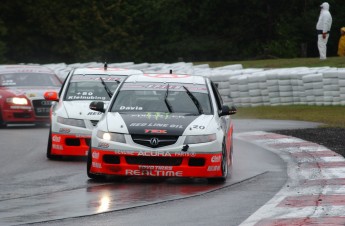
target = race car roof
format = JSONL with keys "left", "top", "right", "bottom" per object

{"left": 0, "top": 65, "right": 55, "bottom": 74}
{"left": 73, "top": 67, "right": 143, "bottom": 76}
{"left": 125, "top": 73, "right": 207, "bottom": 85}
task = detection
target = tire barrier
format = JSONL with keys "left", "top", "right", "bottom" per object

{"left": 38, "top": 62, "right": 345, "bottom": 107}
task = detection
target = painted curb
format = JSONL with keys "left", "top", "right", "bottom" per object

{"left": 235, "top": 131, "right": 345, "bottom": 226}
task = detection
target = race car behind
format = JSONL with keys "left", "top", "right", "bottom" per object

{"left": 44, "top": 65, "right": 143, "bottom": 159}
{"left": 0, "top": 65, "right": 62, "bottom": 127}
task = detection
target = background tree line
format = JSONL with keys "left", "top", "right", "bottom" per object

{"left": 0, "top": 0, "right": 344, "bottom": 64}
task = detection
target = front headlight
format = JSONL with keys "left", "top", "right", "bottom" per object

{"left": 6, "top": 97, "right": 28, "bottom": 105}
{"left": 57, "top": 116, "right": 86, "bottom": 128}
{"left": 184, "top": 134, "right": 216, "bottom": 144}
{"left": 97, "top": 130, "right": 126, "bottom": 143}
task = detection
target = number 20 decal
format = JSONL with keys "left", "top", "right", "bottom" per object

{"left": 192, "top": 125, "right": 205, "bottom": 130}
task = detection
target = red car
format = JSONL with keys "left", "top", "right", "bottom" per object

{"left": 0, "top": 65, "right": 62, "bottom": 127}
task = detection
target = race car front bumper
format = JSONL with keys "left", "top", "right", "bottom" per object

{"left": 51, "top": 133, "right": 91, "bottom": 156}
{"left": 89, "top": 148, "right": 224, "bottom": 178}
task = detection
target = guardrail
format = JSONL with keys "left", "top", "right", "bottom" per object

{"left": 39, "top": 62, "right": 345, "bottom": 107}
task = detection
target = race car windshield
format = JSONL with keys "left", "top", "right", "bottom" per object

{"left": 111, "top": 86, "right": 212, "bottom": 114}
{"left": 0, "top": 73, "right": 61, "bottom": 87}
{"left": 64, "top": 81, "right": 119, "bottom": 101}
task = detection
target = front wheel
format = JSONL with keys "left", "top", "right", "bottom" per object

{"left": 208, "top": 141, "right": 228, "bottom": 183}
{"left": 87, "top": 147, "right": 106, "bottom": 181}
{"left": 0, "top": 113, "right": 6, "bottom": 128}
{"left": 46, "top": 128, "right": 61, "bottom": 160}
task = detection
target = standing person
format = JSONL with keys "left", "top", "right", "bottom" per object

{"left": 338, "top": 27, "right": 345, "bottom": 56}
{"left": 316, "top": 2, "right": 332, "bottom": 60}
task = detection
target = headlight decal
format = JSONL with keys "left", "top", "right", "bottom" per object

{"left": 57, "top": 116, "right": 86, "bottom": 128}
{"left": 97, "top": 130, "right": 126, "bottom": 143}
{"left": 184, "top": 134, "right": 216, "bottom": 144}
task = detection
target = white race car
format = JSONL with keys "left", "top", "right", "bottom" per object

{"left": 44, "top": 66, "right": 143, "bottom": 159}
{"left": 87, "top": 72, "right": 236, "bottom": 182}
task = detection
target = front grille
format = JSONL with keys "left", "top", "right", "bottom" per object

{"left": 103, "top": 155, "right": 120, "bottom": 164}
{"left": 32, "top": 99, "right": 52, "bottom": 117}
{"left": 65, "top": 138, "right": 80, "bottom": 146}
{"left": 125, "top": 156, "right": 182, "bottom": 166}
{"left": 188, "top": 158, "right": 205, "bottom": 166}
{"left": 13, "top": 112, "right": 31, "bottom": 118}
{"left": 131, "top": 134, "right": 178, "bottom": 148}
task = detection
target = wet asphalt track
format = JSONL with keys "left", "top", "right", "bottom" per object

{"left": 0, "top": 119, "right": 321, "bottom": 226}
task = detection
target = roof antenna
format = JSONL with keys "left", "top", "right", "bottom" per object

{"left": 170, "top": 69, "right": 172, "bottom": 74}
{"left": 104, "top": 61, "right": 108, "bottom": 70}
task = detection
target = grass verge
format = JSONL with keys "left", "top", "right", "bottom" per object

{"left": 233, "top": 105, "right": 345, "bottom": 128}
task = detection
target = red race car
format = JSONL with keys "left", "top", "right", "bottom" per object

{"left": 0, "top": 65, "right": 62, "bottom": 127}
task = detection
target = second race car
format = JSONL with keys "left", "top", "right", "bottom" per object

{"left": 87, "top": 72, "right": 236, "bottom": 182}
{"left": 44, "top": 65, "right": 143, "bottom": 159}
{"left": 0, "top": 65, "right": 62, "bottom": 127}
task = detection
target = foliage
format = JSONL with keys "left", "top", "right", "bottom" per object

{"left": 1, "top": 0, "right": 345, "bottom": 64}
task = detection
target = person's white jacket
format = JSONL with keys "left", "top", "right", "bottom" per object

{"left": 316, "top": 2, "right": 332, "bottom": 34}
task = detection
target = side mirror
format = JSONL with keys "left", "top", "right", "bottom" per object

{"left": 219, "top": 105, "right": 237, "bottom": 116}
{"left": 44, "top": 91, "right": 59, "bottom": 101}
{"left": 89, "top": 101, "right": 105, "bottom": 113}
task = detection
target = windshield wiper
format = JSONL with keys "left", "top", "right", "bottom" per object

{"left": 100, "top": 77, "right": 116, "bottom": 98}
{"left": 183, "top": 86, "right": 203, "bottom": 114}
{"left": 164, "top": 84, "right": 173, "bottom": 113}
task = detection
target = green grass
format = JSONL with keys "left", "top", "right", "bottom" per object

{"left": 195, "top": 57, "right": 345, "bottom": 128}
{"left": 196, "top": 56, "right": 345, "bottom": 69}
{"left": 233, "top": 105, "right": 345, "bottom": 128}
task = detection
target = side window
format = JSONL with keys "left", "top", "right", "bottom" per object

{"left": 210, "top": 81, "right": 223, "bottom": 111}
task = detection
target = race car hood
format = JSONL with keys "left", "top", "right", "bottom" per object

{"left": 63, "top": 101, "right": 105, "bottom": 119}
{"left": 106, "top": 112, "right": 214, "bottom": 136}
{"left": 0, "top": 86, "right": 59, "bottom": 99}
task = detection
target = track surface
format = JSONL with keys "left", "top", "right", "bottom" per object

{"left": 0, "top": 120, "right": 322, "bottom": 226}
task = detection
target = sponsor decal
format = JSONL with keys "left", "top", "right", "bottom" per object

{"left": 92, "top": 162, "right": 102, "bottom": 169}
{"left": 98, "top": 142, "right": 110, "bottom": 148}
{"left": 75, "top": 134, "right": 91, "bottom": 138}
{"left": 92, "top": 151, "right": 100, "bottom": 159}
{"left": 125, "top": 169, "right": 183, "bottom": 177}
{"left": 129, "top": 113, "right": 185, "bottom": 120}
{"left": 59, "top": 128, "right": 71, "bottom": 133}
{"left": 52, "top": 144, "right": 63, "bottom": 150}
{"left": 113, "top": 149, "right": 197, "bottom": 157}
{"left": 129, "top": 122, "right": 183, "bottom": 129}
{"left": 211, "top": 155, "right": 221, "bottom": 163}
{"left": 174, "top": 152, "right": 196, "bottom": 157}
{"left": 207, "top": 166, "right": 221, "bottom": 171}
{"left": 52, "top": 135, "right": 61, "bottom": 142}
{"left": 139, "top": 165, "right": 173, "bottom": 171}
{"left": 115, "top": 150, "right": 135, "bottom": 155}
{"left": 138, "top": 151, "right": 172, "bottom": 157}
{"left": 145, "top": 129, "right": 167, "bottom": 134}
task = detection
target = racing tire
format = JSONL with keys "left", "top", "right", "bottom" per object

{"left": 208, "top": 141, "right": 228, "bottom": 184}
{"left": 87, "top": 147, "right": 107, "bottom": 181}
{"left": 0, "top": 113, "right": 6, "bottom": 128}
{"left": 46, "top": 128, "right": 62, "bottom": 160}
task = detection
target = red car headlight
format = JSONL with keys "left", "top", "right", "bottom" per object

{"left": 6, "top": 97, "right": 29, "bottom": 105}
